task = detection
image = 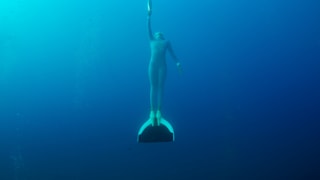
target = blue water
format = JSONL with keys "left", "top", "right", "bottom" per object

{"left": 1, "top": 0, "right": 320, "bottom": 179}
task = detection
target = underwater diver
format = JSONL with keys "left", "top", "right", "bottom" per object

{"left": 137, "top": 0, "right": 181, "bottom": 142}
{"left": 147, "top": 0, "right": 182, "bottom": 126}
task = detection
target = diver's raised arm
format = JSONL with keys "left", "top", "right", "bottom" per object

{"left": 148, "top": 0, "right": 152, "bottom": 15}
{"left": 147, "top": 0, "right": 154, "bottom": 40}
{"left": 147, "top": 16, "right": 154, "bottom": 40}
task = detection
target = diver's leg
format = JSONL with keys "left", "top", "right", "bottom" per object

{"left": 148, "top": 64, "right": 158, "bottom": 125}
{"left": 157, "top": 66, "right": 166, "bottom": 111}
{"left": 156, "top": 66, "right": 167, "bottom": 125}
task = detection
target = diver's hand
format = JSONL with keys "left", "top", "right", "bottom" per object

{"left": 176, "top": 62, "right": 183, "bottom": 74}
{"left": 147, "top": 0, "right": 152, "bottom": 16}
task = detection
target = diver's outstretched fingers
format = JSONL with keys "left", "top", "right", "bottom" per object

{"left": 148, "top": 0, "right": 152, "bottom": 11}
{"left": 148, "top": 0, "right": 152, "bottom": 15}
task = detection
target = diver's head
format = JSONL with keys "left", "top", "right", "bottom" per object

{"left": 154, "top": 32, "right": 165, "bottom": 40}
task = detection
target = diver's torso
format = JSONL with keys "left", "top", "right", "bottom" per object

{"left": 150, "top": 40, "right": 168, "bottom": 66}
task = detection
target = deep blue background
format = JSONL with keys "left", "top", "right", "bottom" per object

{"left": 1, "top": 0, "right": 320, "bottom": 179}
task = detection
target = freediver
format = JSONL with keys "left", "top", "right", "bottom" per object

{"left": 147, "top": 0, "right": 182, "bottom": 126}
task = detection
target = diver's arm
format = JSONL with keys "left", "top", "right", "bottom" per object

{"left": 148, "top": 0, "right": 152, "bottom": 15}
{"left": 147, "top": 16, "right": 154, "bottom": 40}
{"left": 147, "top": 0, "right": 154, "bottom": 40}
{"left": 168, "top": 42, "right": 182, "bottom": 72}
{"left": 168, "top": 41, "right": 178, "bottom": 62}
